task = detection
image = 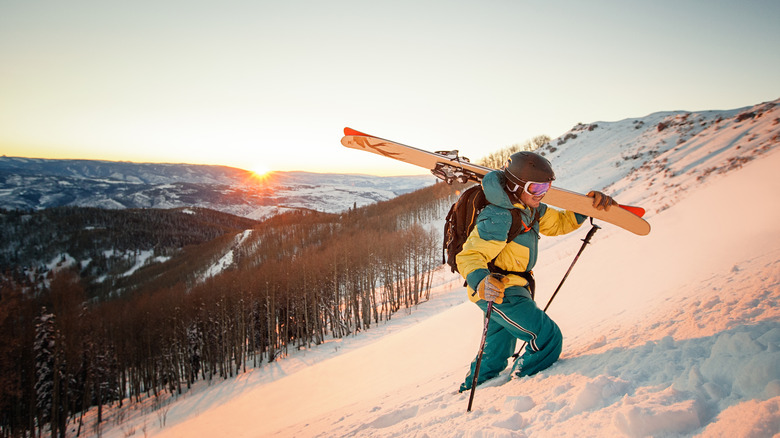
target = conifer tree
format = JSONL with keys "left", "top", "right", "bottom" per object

{"left": 34, "top": 308, "right": 64, "bottom": 436}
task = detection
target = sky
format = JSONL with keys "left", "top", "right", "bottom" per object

{"left": 1, "top": 0, "right": 779, "bottom": 176}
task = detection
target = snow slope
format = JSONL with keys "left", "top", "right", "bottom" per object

{"left": 93, "top": 114, "right": 780, "bottom": 437}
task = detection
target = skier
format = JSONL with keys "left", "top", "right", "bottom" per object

{"left": 458, "top": 151, "right": 616, "bottom": 392}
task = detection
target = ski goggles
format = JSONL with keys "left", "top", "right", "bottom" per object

{"left": 506, "top": 180, "right": 551, "bottom": 197}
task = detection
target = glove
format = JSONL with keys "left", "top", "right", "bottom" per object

{"left": 587, "top": 191, "right": 618, "bottom": 211}
{"left": 477, "top": 274, "right": 509, "bottom": 304}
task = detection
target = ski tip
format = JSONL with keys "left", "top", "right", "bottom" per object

{"left": 344, "top": 127, "right": 369, "bottom": 137}
{"left": 619, "top": 204, "right": 646, "bottom": 218}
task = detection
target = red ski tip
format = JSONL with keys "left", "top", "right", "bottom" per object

{"left": 619, "top": 204, "right": 646, "bottom": 218}
{"left": 344, "top": 127, "right": 369, "bottom": 137}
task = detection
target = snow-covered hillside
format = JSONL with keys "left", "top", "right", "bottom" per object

{"left": 542, "top": 99, "right": 779, "bottom": 215}
{"left": 83, "top": 99, "right": 779, "bottom": 437}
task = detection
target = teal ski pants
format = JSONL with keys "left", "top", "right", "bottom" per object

{"left": 460, "top": 291, "right": 562, "bottom": 392}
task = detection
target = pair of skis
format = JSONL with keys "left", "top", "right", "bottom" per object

{"left": 340, "top": 127, "right": 650, "bottom": 235}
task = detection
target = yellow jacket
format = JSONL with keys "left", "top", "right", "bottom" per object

{"left": 457, "top": 171, "right": 586, "bottom": 302}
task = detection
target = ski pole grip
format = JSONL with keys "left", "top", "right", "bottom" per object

{"left": 583, "top": 219, "right": 601, "bottom": 244}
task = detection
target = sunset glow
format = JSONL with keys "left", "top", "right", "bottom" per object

{"left": 244, "top": 165, "right": 276, "bottom": 187}
{"left": 252, "top": 165, "right": 271, "bottom": 179}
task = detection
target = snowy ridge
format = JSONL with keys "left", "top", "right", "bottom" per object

{"left": 83, "top": 99, "right": 780, "bottom": 437}
{"left": 544, "top": 98, "right": 780, "bottom": 215}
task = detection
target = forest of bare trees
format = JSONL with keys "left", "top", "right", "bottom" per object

{"left": 0, "top": 180, "right": 464, "bottom": 437}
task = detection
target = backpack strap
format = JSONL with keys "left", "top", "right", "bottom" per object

{"left": 507, "top": 208, "right": 540, "bottom": 243}
{"left": 487, "top": 207, "right": 541, "bottom": 299}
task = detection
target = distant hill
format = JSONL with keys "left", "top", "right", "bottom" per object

{"left": 0, "top": 206, "right": 261, "bottom": 299}
{"left": 0, "top": 158, "right": 436, "bottom": 219}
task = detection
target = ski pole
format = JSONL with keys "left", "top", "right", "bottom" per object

{"left": 513, "top": 220, "right": 601, "bottom": 360}
{"left": 467, "top": 301, "right": 493, "bottom": 412}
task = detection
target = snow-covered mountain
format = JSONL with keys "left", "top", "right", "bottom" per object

{"left": 50, "top": 98, "right": 780, "bottom": 437}
{"left": 538, "top": 98, "right": 779, "bottom": 216}
{"left": 0, "top": 158, "right": 436, "bottom": 219}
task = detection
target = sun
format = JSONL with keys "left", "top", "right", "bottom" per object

{"left": 252, "top": 164, "right": 270, "bottom": 177}
{"left": 247, "top": 164, "right": 275, "bottom": 184}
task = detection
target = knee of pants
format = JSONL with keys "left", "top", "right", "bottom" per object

{"left": 491, "top": 297, "right": 560, "bottom": 351}
{"left": 515, "top": 320, "right": 563, "bottom": 377}
{"left": 549, "top": 324, "right": 563, "bottom": 358}
{"left": 540, "top": 318, "right": 562, "bottom": 353}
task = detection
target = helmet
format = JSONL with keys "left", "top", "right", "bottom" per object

{"left": 503, "top": 151, "right": 555, "bottom": 185}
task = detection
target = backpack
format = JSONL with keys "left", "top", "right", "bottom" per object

{"left": 442, "top": 184, "right": 539, "bottom": 294}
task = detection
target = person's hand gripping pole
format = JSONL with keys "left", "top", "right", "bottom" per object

{"left": 476, "top": 273, "right": 509, "bottom": 304}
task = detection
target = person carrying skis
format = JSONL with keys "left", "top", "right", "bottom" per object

{"left": 458, "top": 151, "right": 615, "bottom": 392}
